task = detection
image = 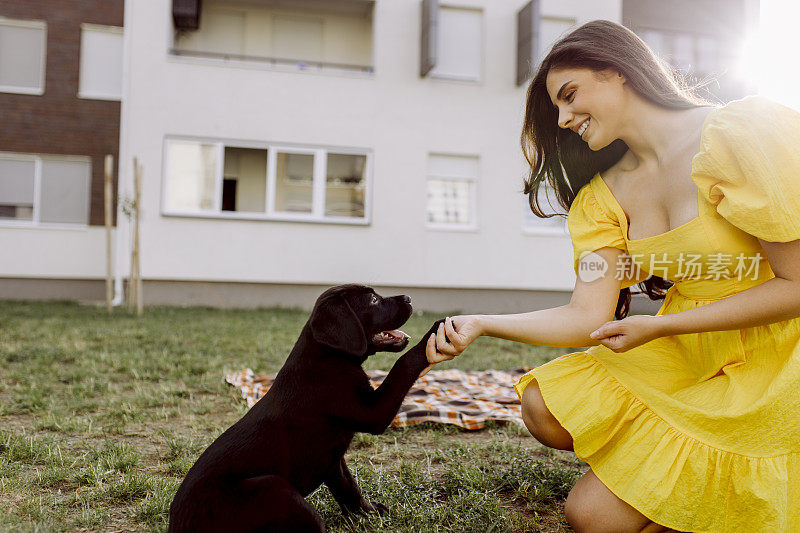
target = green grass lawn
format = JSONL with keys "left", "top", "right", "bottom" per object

{"left": 0, "top": 300, "right": 586, "bottom": 532}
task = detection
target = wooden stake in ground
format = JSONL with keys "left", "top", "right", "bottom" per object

{"left": 134, "top": 159, "right": 143, "bottom": 317}
{"left": 127, "top": 160, "right": 135, "bottom": 312}
{"left": 104, "top": 155, "right": 114, "bottom": 314}
{"left": 128, "top": 157, "right": 143, "bottom": 316}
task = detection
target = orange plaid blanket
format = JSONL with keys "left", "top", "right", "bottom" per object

{"left": 225, "top": 367, "right": 533, "bottom": 430}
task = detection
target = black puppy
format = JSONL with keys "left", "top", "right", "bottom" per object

{"left": 169, "top": 284, "right": 444, "bottom": 532}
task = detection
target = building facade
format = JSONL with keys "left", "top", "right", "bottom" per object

{"left": 111, "top": 0, "right": 623, "bottom": 313}
{"left": 0, "top": 0, "right": 758, "bottom": 313}
{"left": 622, "top": 0, "right": 759, "bottom": 102}
{"left": 0, "top": 0, "right": 124, "bottom": 299}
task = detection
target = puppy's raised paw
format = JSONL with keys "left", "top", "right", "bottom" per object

{"left": 425, "top": 319, "right": 447, "bottom": 338}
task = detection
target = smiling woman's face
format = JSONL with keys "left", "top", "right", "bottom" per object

{"left": 545, "top": 67, "right": 626, "bottom": 151}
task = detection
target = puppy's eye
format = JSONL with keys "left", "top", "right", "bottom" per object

{"left": 370, "top": 294, "right": 378, "bottom": 305}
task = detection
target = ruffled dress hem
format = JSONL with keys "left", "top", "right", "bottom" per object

{"left": 515, "top": 353, "right": 795, "bottom": 533}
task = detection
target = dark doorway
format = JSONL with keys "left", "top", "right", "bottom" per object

{"left": 222, "top": 179, "right": 237, "bottom": 211}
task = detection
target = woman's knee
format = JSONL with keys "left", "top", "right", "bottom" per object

{"left": 564, "top": 472, "right": 612, "bottom": 533}
{"left": 520, "top": 382, "right": 573, "bottom": 450}
{"left": 564, "top": 471, "right": 665, "bottom": 533}
{"left": 564, "top": 491, "right": 590, "bottom": 533}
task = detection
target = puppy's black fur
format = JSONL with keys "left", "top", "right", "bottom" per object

{"left": 169, "top": 284, "right": 443, "bottom": 532}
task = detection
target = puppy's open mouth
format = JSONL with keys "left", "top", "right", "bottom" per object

{"left": 371, "top": 329, "right": 411, "bottom": 349}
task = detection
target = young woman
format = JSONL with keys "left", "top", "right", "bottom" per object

{"left": 425, "top": 20, "right": 800, "bottom": 533}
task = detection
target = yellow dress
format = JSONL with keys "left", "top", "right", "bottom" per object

{"left": 515, "top": 95, "right": 800, "bottom": 533}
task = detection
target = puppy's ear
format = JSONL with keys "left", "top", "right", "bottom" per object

{"left": 310, "top": 296, "right": 367, "bottom": 356}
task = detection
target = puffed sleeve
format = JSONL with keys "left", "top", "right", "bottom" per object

{"left": 568, "top": 182, "right": 646, "bottom": 289}
{"left": 692, "top": 95, "right": 800, "bottom": 242}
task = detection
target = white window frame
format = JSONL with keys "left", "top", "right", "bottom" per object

{"left": 425, "top": 153, "right": 479, "bottom": 233}
{"left": 0, "top": 17, "right": 47, "bottom": 96}
{"left": 429, "top": 5, "right": 484, "bottom": 83}
{"left": 78, "top": 23, "right": 124, "bottom": 101}
{"left": 267, "top": 145, "right": 319, "bottom": 219}
{"left": 161, "top": 136, "right": 372, "bottom": 225}
{"left": 0, "top": 152, "right": 91, "bottom": 229}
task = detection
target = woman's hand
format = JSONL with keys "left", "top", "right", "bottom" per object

{"left": 438, "top": 315, "right": 483, "bottom": 356}
{"left": 420, "top": 316, "right": 483, "bottom": 377}
{"left": 589, "top": 315, "right": 665, "bottom": 352}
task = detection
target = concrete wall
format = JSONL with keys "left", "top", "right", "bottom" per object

{"left": 0, "top": 226, "right": 111, "bottom": 278}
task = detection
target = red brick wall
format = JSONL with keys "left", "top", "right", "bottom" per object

{"left": 0, "top": 0, "right": 124, "bottom": 226}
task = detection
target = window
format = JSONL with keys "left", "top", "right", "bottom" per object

{"left": 274, "top": 151, "right": 314, "bottom": 214}
{"left": 325, "top": 153, "right": 366, "bottom": 218}
{"left": 164, "top": 140, "right": 217, "bottom": 212}
{"left": 0, "top": 159, "right": 34, "bottom": 220}
{"left": 638, "top": 28, "right": 721, "bottom": 76}
{"left": 523, "top": 184, "right": 568, "bottom": 235}
{"left": 79, "top": 24, "right": 123, "bottom": 100}
{"left": 162, "top": 138, "right": 370, "bottom": 224}
{"left": 430, "top": 7, "right": 482, "bottom": 81}
{"left": 0, "top": 18, "right": 47, "bottom": 95}
{"left": 538, "top": 16, "right": 575, "bottom": 65}
{"left": 222, "top": 147, "right": 267, "bottom": 213}
{"left": 0, "top": 153, "right": 91, "bottom": 226}
{"left": 426, "top": 154, "right": 478, "bottom": 230}
{"left": 672, "top": 33, "right": 694, "bottom": 72}
{"left": 515, "top": 1, "right": 576, "bottom": 85}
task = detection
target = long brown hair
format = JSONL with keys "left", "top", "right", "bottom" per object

{"left": 521, "top": 20, "right": 719, "bottom": 319}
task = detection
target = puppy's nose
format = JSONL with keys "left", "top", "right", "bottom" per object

{"left": 402, "top": 295, "right": 411, "bottom": 304}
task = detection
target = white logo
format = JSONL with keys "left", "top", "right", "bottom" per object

{"left": 577, "top": 251, "right": 608, "bottom": 282}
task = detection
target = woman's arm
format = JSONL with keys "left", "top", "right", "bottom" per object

{"left": 475, "top": 304, "right": 608, "bottom": 347}
{"left": 433, "top": 247, "right": 628, "bottom": 357}
{"left": 591, "top": 239, "right": 800, "bottom": 351}
{"left": 430, "top": 305, "right": 606, "bottom": 361}
{"left": 655, "top": 239, "right": 800, "bottom": 336}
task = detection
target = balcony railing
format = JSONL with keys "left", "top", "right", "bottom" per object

{"left": 169, "top": 48, "right": 374, "bottom": 74}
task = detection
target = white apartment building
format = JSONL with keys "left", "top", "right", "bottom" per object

{"left": 3, "top": 0, "right": 683, "bottom": 313}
